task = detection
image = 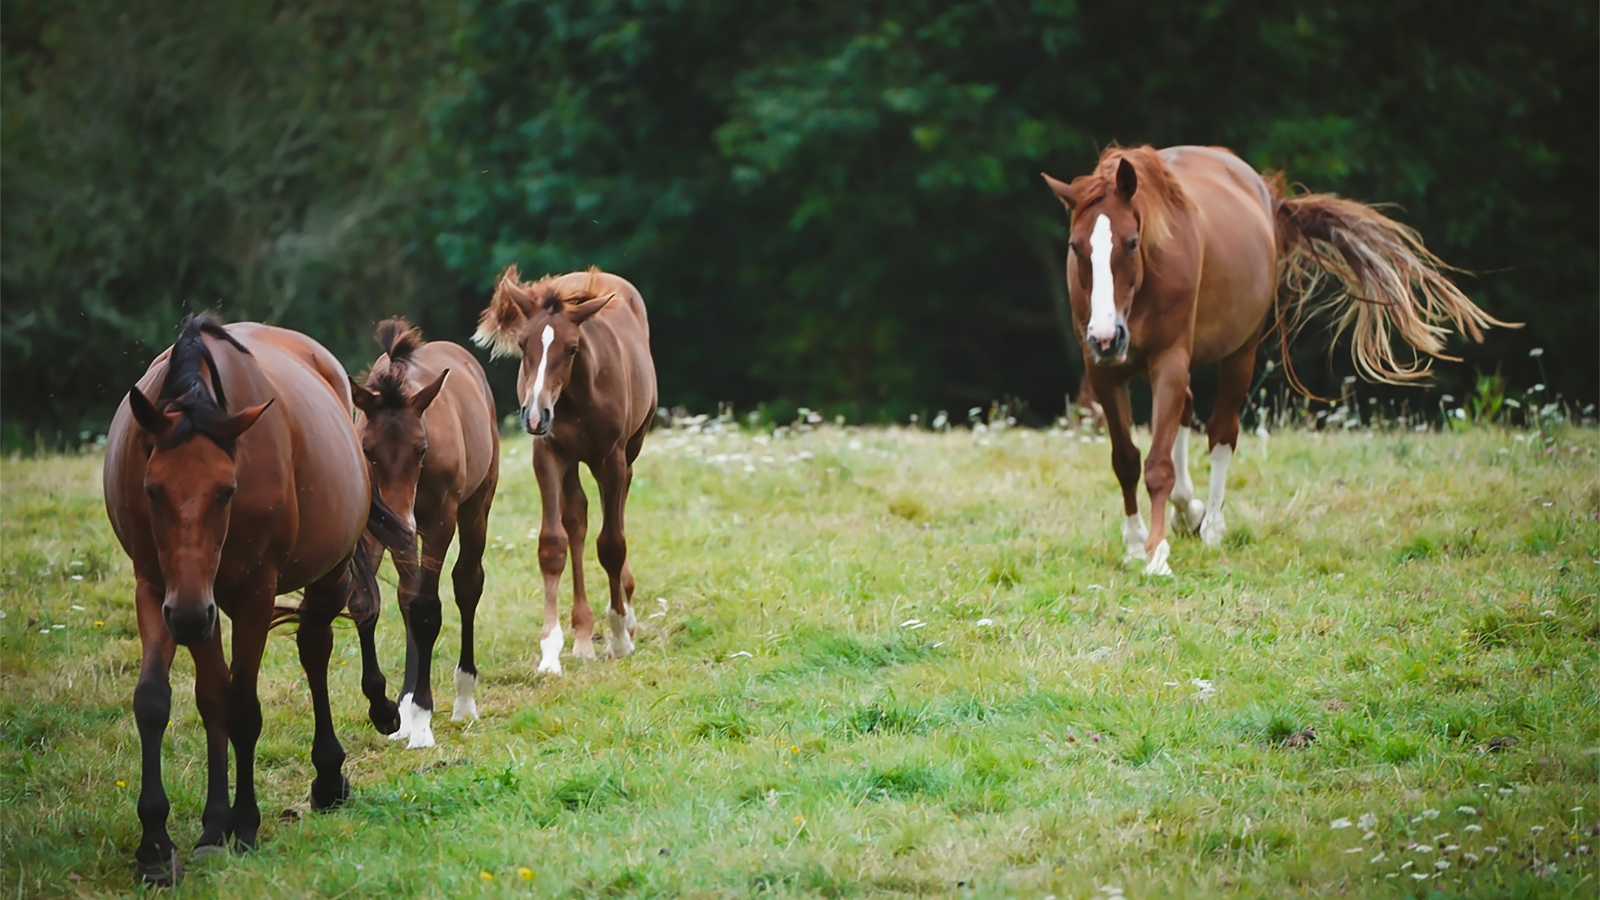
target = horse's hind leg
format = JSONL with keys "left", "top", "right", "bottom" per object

{"left": 299, "top": 568, "right": 353, "bottom": 809}
{"left": 352, "top": 536, "right": 401, "bottom": 735}
{"left": 1091, "top": 369, "right": 1147, "bottom": 563}
{"left": 190, "top": 629, "right": 233, "bottom": 852}
{"left": 1169, "top": 387, "right": 1206, "bottom": 534}
{"left": 1201, "top": 340, "right": 1257, "bottom": 546}
{"left": 451, "top": 490, "right": 491, "bottom": 721}
{"left": 596, "top": 452, "right": 637, "bottom": 659}
{"left": 563, "top": 465, "right": 597, "bottom": 660}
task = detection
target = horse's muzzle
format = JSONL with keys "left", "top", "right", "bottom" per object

{"left": 521, "top": 405, "right": 554, "bottom": 437}
{"left": 1087, "top": 323, "right": 1129, "bottom": 365}
{"left": 163, "top": 598, "right": 217, "bottom": 646}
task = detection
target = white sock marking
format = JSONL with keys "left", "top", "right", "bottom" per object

{"left": 525, "top": 324, "right": 555, "bottom": 425}
{"left": 537, "top": 622, "right": 564, "bottom": 674}
{"left": 1201, "top": 444, "right": 1233, "bottom": 546}
{"left": 1171, "top": 430, "right": 1205, "bottom": 533}
{"left": 406, "top": 703, "right": 434, "bottom": 750}
{"left": 1123, "top": 514, "right": 1149, "bottom": 562}
{"left": 607, "top": 604, "right": 636, "bottom": 660}
{"left": 452, "top": 668, "right": 478, "bottom": 722}
{"left": 389, "top": 692, "right": 415, "bottom": 740}
{"left": 1145, "top": 539, "right": 1172, "bottom": 576}
{"left": 1086, "top": 214, "right": 1118, "bottom": 345}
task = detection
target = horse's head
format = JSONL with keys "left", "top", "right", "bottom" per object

{"left": 127, "top": 383, "right": 271, "bottom": 646}
{"left": 475, "top": 267, "right": 614, "bottom": 437}
{"left": 1043, "top": 156, "right": 1146, "bottom": 365}
{"left": 351, "top": 368, "right": 447, "bottom": 532}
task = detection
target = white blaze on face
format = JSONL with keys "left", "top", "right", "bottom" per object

{"left": 1086, "top": 214, "right": 1118, "bottom": 346}
{"left": 526, "top": 324, "right": 555, "bottom": 416}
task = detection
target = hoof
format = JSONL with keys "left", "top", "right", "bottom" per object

{"left": 388, "top": 693, "right": 416, "bottom": 741}
{"left": 607, "top": 606, "right": 636, "bottom": 660}
{"left": 369, "top": 697, "right": 401, "bottom": 735}
{"left": 136, "top": 849, "right": 182, "bottom": 886}
{"left": 193, "top": 843, "right": 228, "bottom": 860}
{"left": 1177, "top": 498, "right": 1206, "bottom": 534}
{"left": 572, "top": 638, "right": 598, "bottom": 660}
{"left": 538, "top": 625, "right": 564, "bottom": 674}
{"left": 310, "top": 775, "right": 352, "bottom": 811}
{"left": 1122, "top": 514, "right": 1149, "bottom": 562}
{"left": 1200, "top": 510, "right": 1226, "bottom": 547}
{"left": 406, "top": 706, "right": 435, "bottom": 750}
{"left": 452, "top": 668, "right": 479, "bottom": 722}
{"left": 1144, "top": 540, "right": 1173, "bottom": 577}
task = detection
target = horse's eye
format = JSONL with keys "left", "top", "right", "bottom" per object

{"left": 144, "top": 484, "right": 161, "bottom": 501}
{"left": 1124, "top": 235, "right": 1140, "bottom": 252}
{"left": 216, "top": 485, "right": 236, "bottom": 504}
{"left": 416, "top": 444, "right": 428, "bottom": 459}
{"left": 565, "top": 345, "right": 578, "bottom": 358}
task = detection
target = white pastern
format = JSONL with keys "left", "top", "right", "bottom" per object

{"left": 1171, "top": 430, "right": 1205, "bottom": 533}
{"left": 572, "top": 635, "right": 598, "bottom": 660}
{"left": 525, "top": 324, "right": 555, "bottom": 423}
{"left": 1123, "top": 514, "right": 1149, "bottom": 562}
{"left": 452, "top": 668, "right": 478, "bottom": 722}
{"left": 607, "top": 604, "right": 636, "bottom": 660}
{"left": 1086, "top": 215, "right": 1118, "bottom": 344}
{"left": 406, "top": 704, "right": 435, "bottom": 750}
{"left": 389, "top": 692, "right": 415, "bottom": 741}
{"left": 1144, "top": 539, "right": 1172, "bottom": 577}
{"left": 1200, "top": 443, "right": 1233, "bottom": 546}
{"left": 537, "top": 622, "right": 564, "bottom": 675}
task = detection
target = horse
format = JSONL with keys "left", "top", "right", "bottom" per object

{"left": 350, "top": 318, "right": 500, "bottom": 749}
{"left": 103, "top": 315, "right": 411, "bottom": 884}
{"left": 474, "top": 266, "right": 657, "bottom": 674}
{"left": 1041, "top": 145, "right": 1512, "bottom": 576}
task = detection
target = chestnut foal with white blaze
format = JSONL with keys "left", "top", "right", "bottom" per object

{"left": 1043, "top": 145, "right": 1511, "bottom": 575}
{"left": 351, "top": 319, "right": 499, "bottom": 748}
{"left": 476, "top": 267, "right": 657, "bottom": 673}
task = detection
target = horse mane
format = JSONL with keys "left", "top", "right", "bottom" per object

{"left": 1072, "top": 145, "right": 1190, "bottom": 248}
{"left": 474, "top": 265, "right": 611, "bottom": 359}
{"left": 361, "top": 317, "right": 427, "bottom": 410}
{"left": 151, "top": 314, "right": 253, "bottom": 452}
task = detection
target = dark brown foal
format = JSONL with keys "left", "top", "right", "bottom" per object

{"left": 475, "top": 266, "right": 656, "bottom": 674}
{"left": 352, "top": 319, "right": 499, "bottom": 749}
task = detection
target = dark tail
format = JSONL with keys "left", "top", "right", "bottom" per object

{"left": 271, "top": 484, "right": 414, "bottom": 629}
{"left": 1270, "top": 183, "right": 1518, "bottom": 397}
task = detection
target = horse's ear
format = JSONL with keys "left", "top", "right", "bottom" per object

{"left": 474, "top": 265, "right": 534, "bottom": 358}
{"left": 571, "top": 293, "right": 614, "bottom": 326}
{"left": 1115, "top": 158, "right": 1138, "bottom": 201}
{"left": 214, "top": 399, "right": 274, "bottom": 441}
{"left": 1041, "top": 172, "right": 1080, "bottom": 210}
{"left": 128, "top": 387, "right": 174, "bottom": 438}
{"left": 409, "top": 369, "right": 448, "bottom": 414}
{"left": 350, "top": 377, "right": 380, "bottom": 414}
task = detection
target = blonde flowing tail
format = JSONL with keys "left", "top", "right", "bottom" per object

{"left": 1271, "top": 186, "right": 1518, "bottom": 395}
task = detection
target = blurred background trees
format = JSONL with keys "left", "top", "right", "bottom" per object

{"left": 4, "top": 0, "right": 1594, "bottom": 445}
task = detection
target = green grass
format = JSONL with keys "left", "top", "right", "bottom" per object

{"left": 2, "top": 425, "right": 1597, "bottom": 898}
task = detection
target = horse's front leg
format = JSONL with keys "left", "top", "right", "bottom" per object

{"left": 388, "top": 535, "right": 424, "bottom": 742}
{"left": 562, "top": 465, "right": 596, "bottom": 659}
{"left": 399, "top": 509, "right": 458, "bottom": 749}
{"left": 451, "top": 490, "right": 492, "bottom": 721}
{"left": 533, "top": 444, "right": 570, "bottom": 674}
{"left": 132, "top": 578, "right": 181, "bottom": 884}
{"left": 190, "top": 627, "right": 233, "bottom": 853}
{"left": 595, "top": 452, "right": 637, "bottom": 659}
{"left": 299, "top": 569, "right": 353, "bottom": 809}
{"left": 225, "top": 585, "right": 273, "bottom": 849}
{"left": 1143, "top": 351, "right": 1192, "bottom": 576}
{"left": 1169, "top": 386, "right": 1206, "bottom": 534}
{"left": 1090, "top": 367, "right": 1146, "bottom": 563}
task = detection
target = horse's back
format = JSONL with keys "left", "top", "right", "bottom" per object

{"left": 1161, "top": 146, "right": 1278, "bottom": 364}
{"left": 414, "top": 341, "right": 499, "bottom": 498}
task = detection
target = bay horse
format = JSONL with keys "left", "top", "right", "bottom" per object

{"left": 1042, "top": 145, "right": 1511, "bottom": 576}
{"left": 474, "top": 266, "right": 657, "bottom": 674}
{"left": 351, "top": 318, "right": 499, "bottom": 749}
{"left": 103, "top": 315, "right": 410, "bottom": 884}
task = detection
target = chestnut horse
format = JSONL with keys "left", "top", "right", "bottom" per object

{"left": 351, "top": 318, "right": 499, "bottom": 749}
{"left": 103, "top": 316, "right": 409, "bottom": 884}
{"left": 475, "top": 266, "right": 656, "bottom": 674}
{"left": 1043, "top": 145, "right": 1511, "bottom": 575}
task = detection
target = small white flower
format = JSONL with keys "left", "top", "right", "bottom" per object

{"left": 1484, "top": 846, "right": 1499, "bottom": 854}
{"left": 1572, "top": 807, "right": 1585, "bottom": 813}
{"left": 1358, "top": 812, "right": 1378, "bottom": 830}
{"left": 71, "top": 575, "right": 84, "bottom": 581}
{"left": 1528, "top": 347, "right": 1544, "bottom": 357}
{"left": 1444, "top": 845, "right": 1458, "bottom": 852}
{"left": 1463, "top": 853, "right": 1480, "bottom": 862}
{"left": 975, "top": 618, "right": 994, "bottom": 627}
{"left": 51, "top": 624, "right": 65, "bottom": 630}
{"left": 1415, "top": 845, "right": 1434, "bottom": 853}
{"left": 1440, "top": 394, "right": 1456, "bottom": 403}
{"left": 1499, "top": 788, "right": 1514, "bottom": 795}
{"left": 1433, "top": 833, "right": 1450, "bottom": 842}
{"left": 1370, "top": 852, "right": 1387, "bottom": 864}
{"left": 1464, "top": 824, "right": 1482, "bottom": 833}
{"left": 71, "top": 605, "right": 85, "bottom": 611}
{"left": 1477, "top": 783, "right": 1491, "bottom": 788}
{"left": 1435, "top": 861, "right": 1450, "bottom": 871}
{"left": 1540, "top": 609, "right": 1557, "bottom": 618}
{"left": 1344, "top": 847, "right": 1363, "bottom": 854}
{"left": 899, "top": 618, "right": 923, "bottom": 628}
{"left": 1400, "top": 861, "right": 1413, "bottom": 871}
{"left": 1086, "top": 584, "right": 1104, "bottom": 592}
{"left": 1421, "top": 809, "right": 1440, "bottom": 820}
{"left": 1530, "top": 825, "right": 1544, "bottom": 833}
{"left": 1331, "top": 818, "right": 1353, "bottom": 830}
{"left": 1163, "top": 681, "right": 1179, "bottom": 687}
{"left": 1363, "top": 831, "right": 1377, "bottom": 841}
{"left": 727, "top": 651, "right": 753, "bottom": 659}
{"left": 1457, "top": 806, "right": 1477, "bottom": 815}
{"left": 1411, "top": 873, "right": 1429, "bottom": 881}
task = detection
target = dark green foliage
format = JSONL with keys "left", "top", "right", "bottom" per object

{"left": 4, "top": 0, "right": 1595, "bottom": 446}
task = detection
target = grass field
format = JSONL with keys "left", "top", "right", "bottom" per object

{"left": 2, "top": 422, "right": 1597, "bottom": 898}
